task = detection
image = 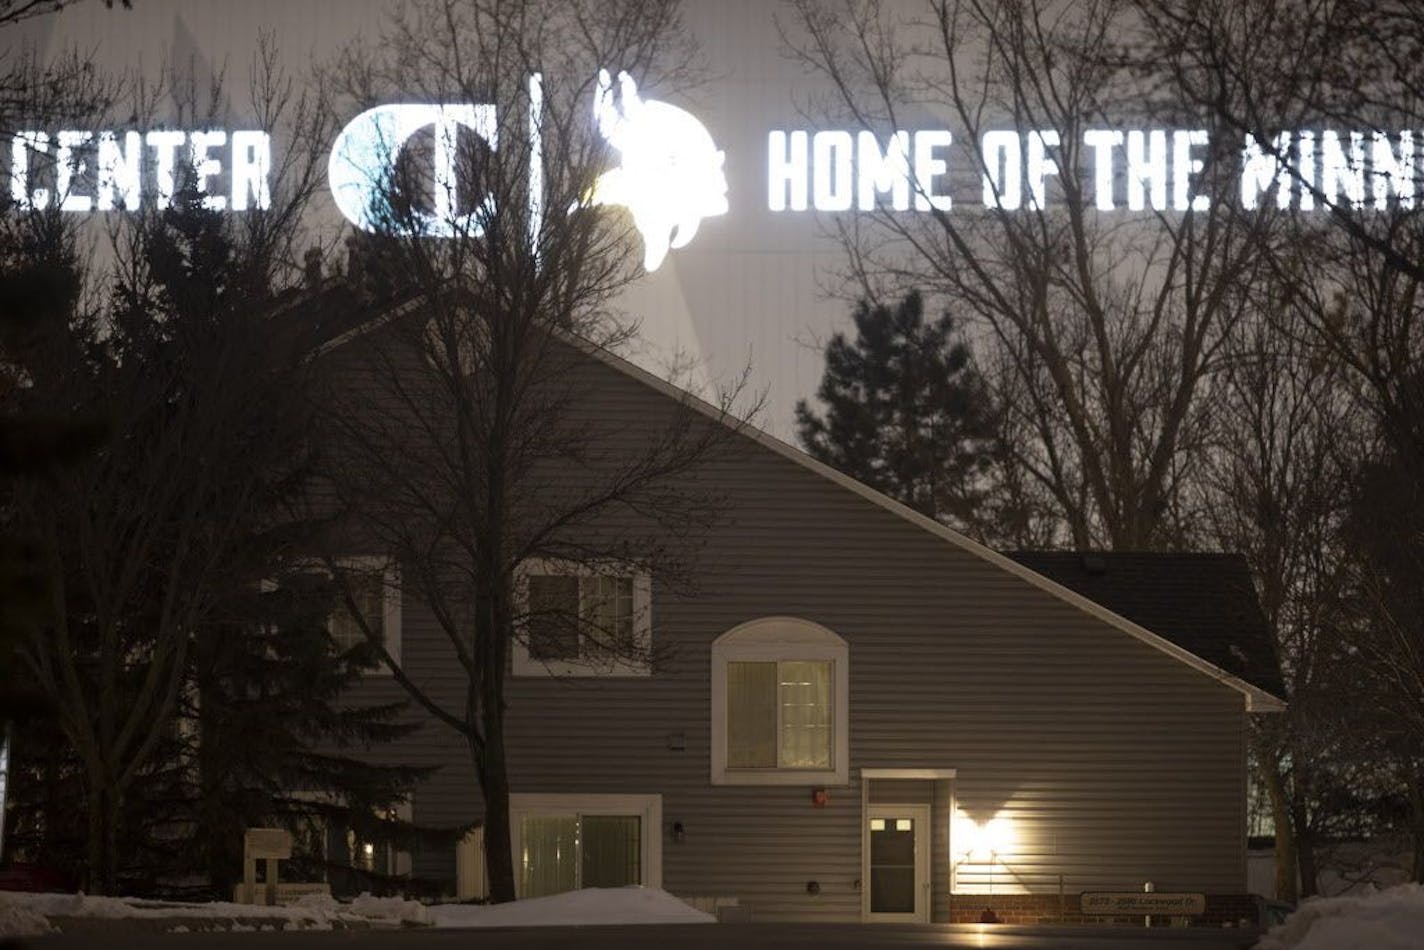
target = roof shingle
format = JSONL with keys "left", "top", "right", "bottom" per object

{"left": 1006, "top": 551, "right": 1286, "bottom": 701}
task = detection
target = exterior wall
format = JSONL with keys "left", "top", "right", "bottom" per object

{"left": 333, "top": 337, "right": 1250, "bottom": 921}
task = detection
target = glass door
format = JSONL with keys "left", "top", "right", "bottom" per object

{"left": 865, "top": 804, "right": 931, "bottom": 922}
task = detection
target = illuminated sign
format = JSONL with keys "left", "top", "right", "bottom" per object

{"left": 583, "top": 69, "right": 729, "bottom": 272}
{"left": 326, "top": 102, "right": 499, "bottom": 238}
{"left": 10, "top": 101, "right": 1413, "bottom": 274}
{"left": 8, "top": 129, "right": 272, "bottom": 212}
{"left": 326, "top": 69, "right": 728, "bottom": 272}
{"left": 768, "top": 127, "right": 1417, "bottom": 213}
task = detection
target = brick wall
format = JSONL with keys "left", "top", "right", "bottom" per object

{"left": 947, "top": 893, "right": 1261, "bottom": 928}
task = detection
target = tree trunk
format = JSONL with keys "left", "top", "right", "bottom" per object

{"left": 104, "top": 788, "right": 122, "bottom": 894}
{"left": 1409, "top": 769, "right": 1424, "bottom": 883}
{"left": 82, "top": 771, "right": 125, "bottom": 895}
{"left": 1292, "top": 799, "right": 1319, "bottom": 899}
{"left": 1263, "top": 756, "right": 1299, "bottom": 903}
{"left": 478, "top": 726, "right": 515, "bottom": 902}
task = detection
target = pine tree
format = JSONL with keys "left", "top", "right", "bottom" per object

{"left": 5, "top": 186, "right": 434, "bottom": 895}
{"left": 796, "top": 291, "right": 997, "bottom": 529}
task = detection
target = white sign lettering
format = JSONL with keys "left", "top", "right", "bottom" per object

{"left": 770, "top": 126, "right": 1418, "bottom": 215}
{"left": 7, "top": 128, "right": 272, "bottom": 213}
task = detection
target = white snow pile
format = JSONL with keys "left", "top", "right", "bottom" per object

{"left": 346, "top": 892, "right": 432, "bottom": 926}
{"left": 0, "top": 889, "right": 428, "bottom": 937}
{"left": 0, "top": 899, "right": 53, "bottom": 938}
{"left": 428, "top": 887, "right": 716, "bottom": 928}
{"left": 1257, "top": 882, "right": 1424, "bottom": 950}
{"left": 0, "top": 886, "right": 713, "bottom": 936}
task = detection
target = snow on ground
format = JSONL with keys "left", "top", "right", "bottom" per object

{"left": 0, "top": 886, "right": 713, "bottom": 937}
{"left": 0, "top": 889, "right": 426, "bottom": 937}
{"left": 1256, "top": 882, "right": 1424, "bottom": 950}
{"left": 428, "top": 887, "right": 716, "bottom": 928}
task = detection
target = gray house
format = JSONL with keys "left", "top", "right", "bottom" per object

{"left": 314, "top": 291, "right": 1286, "bottom": 925}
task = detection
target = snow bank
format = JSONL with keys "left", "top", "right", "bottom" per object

{"left": 428, "top": 887, "right": 716, "bottom": 928}
{"left": 1256, "top": 883, "right": 1424, "bottom": 950}
{"left": 0, "top": 889, "right": 418, "bottom": 936}
{"left": 1, "top": 886, "right": 713, "bottom": 936}
{"left": 0, "top": 899, "right": 53, "bottom": 938}
{"left": 348, "top": 893, "right": 431, "bottom": 926}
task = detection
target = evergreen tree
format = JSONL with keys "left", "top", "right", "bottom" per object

{"left": 796, "top": 291, "right": 997, "bottom": 529}
{"left": 5, "top": 185, "right": 434, "bottom": 895}
{"left": 0, "top": 211, "right": 106, "bottom": 872}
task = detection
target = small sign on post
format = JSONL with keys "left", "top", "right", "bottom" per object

{"left": 242, "top": 828, "right": 293, "bottom": 906}
{"left": 1080, "top": 891, "right": 1207, "bottom": 918}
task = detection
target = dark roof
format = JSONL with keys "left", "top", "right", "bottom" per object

{"left": 1006, "top": 551, "right": 1286, "bottom": 702}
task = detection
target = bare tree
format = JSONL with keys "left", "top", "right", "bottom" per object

{"left": 782, "top": 0, "right": 1281, "bottom": 549}
{"left": 3, "top": 54, "right": 333, "bottom": 891}
{"left": 317, "top": 0, "right": 748, "bottom": 902}
{"left": 1197, "top": 290, "right": 1367, "bottom": 899}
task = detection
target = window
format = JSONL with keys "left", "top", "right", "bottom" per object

{"left": 509, "top": 794, "right": 662, "bottom": 898}
{"left": 711, "top": 617, "right": 849, "bottom": 785}
{"left": 327, "top": 557, "right": 402, "bottom": 671}
{"left": 513, "top": 560, "right": 651, "bottom": 677}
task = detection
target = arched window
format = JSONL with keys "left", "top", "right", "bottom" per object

{"left": 710, "top": 617, "right": 849, "bottom": 785}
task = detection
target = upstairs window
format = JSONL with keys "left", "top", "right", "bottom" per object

{"left": 513, "top": 560, "right": 651, "bottom": 677}
{"left": 711, "top": 617, "right": 848, "bottom": 785}
{"left": 327, "top": 557, "right": 402, "bottom": 671}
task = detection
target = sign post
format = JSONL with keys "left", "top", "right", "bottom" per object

{"left": 242, "top": 828, "right": 293, "bottom": 906}
{"left": 1079, "top": 890, "right": 1207, "bottom": 922}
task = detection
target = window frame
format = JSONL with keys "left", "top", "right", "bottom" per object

{"left": 511, "top": 558, "right": 652, "bottom": 678}
{"left": 508, "top": 792, "right": 662, "bottom": 898}
{"left": 274, "top": 556, "right": 402, "bottom": 675}
{"left": 711, "top": 616, "right": 850, "bottom": 786}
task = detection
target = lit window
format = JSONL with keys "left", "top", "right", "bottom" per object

{"left": 513, "top": 560, "right": 651, "bottom": 677}
{"left": 726, "top": 660, "right": 833, "bottom": 768}
{"left": 510, "top": 794, "right": 662, "bottom": 898}
{"left": 711, "top": 617, "right": 849, "bottom": 786}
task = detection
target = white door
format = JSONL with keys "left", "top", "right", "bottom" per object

{"left": 865, "top": 803, "right": 931, "bottom": 922}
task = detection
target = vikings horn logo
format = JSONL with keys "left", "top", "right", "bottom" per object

{"left": 585, "top": 69, "right": 729, "bottom": 272}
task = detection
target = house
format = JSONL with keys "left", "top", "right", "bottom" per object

{"left": 307, "top": 280, "right": 1286, "bottom": 925}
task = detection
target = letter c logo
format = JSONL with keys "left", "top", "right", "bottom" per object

{"left": 328, "top": 103, "right": 497, "bottom": 237}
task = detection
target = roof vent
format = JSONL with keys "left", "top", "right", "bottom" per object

{"left": 1081, "top": 554, "right": 1108, "bottom": 574}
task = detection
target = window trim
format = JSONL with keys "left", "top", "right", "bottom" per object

{"left": 710, "top": 616, "right": 850, "bottom": 786}
{"left": 276, "top": 556, "right": 402, "bottom": 675}
{"left": 508, "top": 792, "right": 662, "bottom": 897}
{"left": 511, "top": 559, "right": 652, "bottom": 678}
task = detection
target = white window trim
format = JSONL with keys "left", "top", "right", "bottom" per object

{"left": 511, "top": 558, "right": 652, "bottom": 678}
{"left": 508, "top": 792, "right": 662, "bottom": 897}
{"left": 330, "top": 555, "right": 402, "bottom": 674}
{"left": 277, "top": 556, "right": 402, "bottom": 674}
{"left": 710, "top": 616, "right": 850, "bottom": 786}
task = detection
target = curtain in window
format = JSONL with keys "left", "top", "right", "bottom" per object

{"left": 583, "top": 576, "right": 634, "bottom": 655}
{"left": 528, "top": 575, "right": 580, "bottom": 660}
{"left": 727, "top": 661, "right": 778, "bottom": 767}
{"left": 520, "top": 816, "right": 578, "bottom": 897}
{"left": 779, "top": 660, "right": 832, "bottom": 768}
{"left": 580, "top": 815, "right": 641, "bottom": 888}
{"left": 329, "top": 570, "right": 384, "bottom": 652}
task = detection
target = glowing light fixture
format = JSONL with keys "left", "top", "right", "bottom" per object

{"left": 953, "top": 811, "right": 1017, "bottom": 861}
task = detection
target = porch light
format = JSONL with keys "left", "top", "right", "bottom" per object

{"left": 953, "top": 812, "right": 1016, "bottom": 861}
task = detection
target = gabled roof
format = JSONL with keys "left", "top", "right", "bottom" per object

{"left": 1006, "top": 551, "right": 1286, "bottom": 702}
{"left": 575, "top": 339, "right": 1286, "bottom": 712}
{"left": 311, "top": 282, "right": 1288, "bottom": 712}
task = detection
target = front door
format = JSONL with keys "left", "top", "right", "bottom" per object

{"left": 865, "top": 804, "right": 931, "bottom": 922}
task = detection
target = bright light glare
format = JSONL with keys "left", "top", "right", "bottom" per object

{"left": 587, "top": 69, "right": 729, "bottom": 271}
{"left": 953, "top": 810, "right": 1016, "bottom": 861}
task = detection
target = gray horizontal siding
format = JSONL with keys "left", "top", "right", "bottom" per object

{"left": 331, "top": 334, "right": 1248, "bottom": 919}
